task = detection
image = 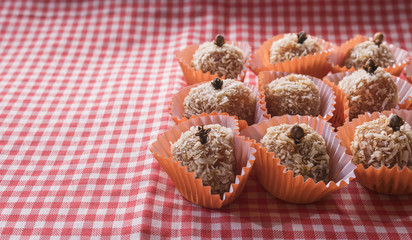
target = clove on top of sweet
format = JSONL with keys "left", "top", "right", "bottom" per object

{"left": 297, "top": 31, "right": 308, "bottom": 44}
{"left": 289, "top": 125, "right": 305, "bottom": 144}
{"left": 195, "top": 125, "right": 211, "bottom": 145}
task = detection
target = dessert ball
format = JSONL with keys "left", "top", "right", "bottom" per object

{"left": 184, "top": 78, "right": 256, "bottom": 125}
{"left": 264, "top": 74, "right": 320, "bottom": 117}
{"left": 171, "top": 124, "right": 236, "bottom": 198}
{"left": 351, "top": 114, "right": 412, "bottom": 170}
{"left": 343, "top": 32, "right": 395, "bottom": 69}
{"left": 261, "top": 124, "right": 330, "bottom": 183}
{"left": 191, "top": 34, "right": 244, "bottom": 79}
{"left": 269, "top": 32, "right": 323, "bottom": 64}
{"left": 338, "top": 61, "right": 398, "bottom": 120}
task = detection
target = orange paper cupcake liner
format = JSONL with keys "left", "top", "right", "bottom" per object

{"left": 169, "top": 81, "right": 270, "bottom": 127}
{"left": 150, "top": 113, "right": 256, "bottom": 209}
{"left": 176, "top": 41, "right": 251, "bottom": 85}
{"left": 250, "top": 34, "right": 334, "bottom": 79}
{"left": 240, "top": 115, "right": 356, "bottom": 204}
{"left": 405, "top": 58, "right": 412, "bottom": 84}
{"left": 322, "top": 78, "right": 349, "bottom": 129}
{"left": 336, "top": 109, "right": 412, "bottom": 195}
{"left": 258, "top": 71, "right": 336, "bottom": 122}
{"left": 324, "top": 72, "right": 412, "bottom": 125}
{"left": 327, "top": 35, "right": 410, "bottom": 76}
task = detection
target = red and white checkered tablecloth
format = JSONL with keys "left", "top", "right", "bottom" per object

{"left": 1, "top": 0, "right": 412, "bottom": 238}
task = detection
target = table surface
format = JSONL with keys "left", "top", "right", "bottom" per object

{"left": 1, "top": 0, "right": 412, "bottom": 239}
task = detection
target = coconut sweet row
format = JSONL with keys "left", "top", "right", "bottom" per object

{"left": 151, "top": 32, "right": 412, "bottom": 208}
{"left": 177, "top": 32, "right": 409, "bottom": 81}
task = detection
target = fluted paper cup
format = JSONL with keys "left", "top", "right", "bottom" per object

{"left": 322, "top": 77, "right": 349, "bottom": 129}
{"left": 176, "top": 41, "right": 251, "bottom": 85}
{"left": 150, "top": 113, "right": 256, "bottom": 208}
{"left": 327, "top": 35, "right": 409, "bottom": 76}
{"left": 324, "top": 72, "right": 412, "bottom": 125}
{"left": 240, "top": 115, "right": 356, "bottom": 204}
{"left": 405, "top": 58, "right": 412, "bottom": 84}
{"left": 336, "top": 109, "right": 412, "bottom": 195}
{"left": 258, "top": 71, "right": 336, "bottom": 121}
{"left": 169, "top": 81, "right": 269, "bottom": 127}
{"left": 250, "top": 34, "right": 334, "bottom": 78}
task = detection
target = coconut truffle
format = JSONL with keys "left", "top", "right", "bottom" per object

{"left": 338, "top": 63, "right": 398, "bottom": 120}
{"left": 343, "top": 33, "right": 395, "bottom": 69}
{"left": 171, "top": 124, "right": 236, "bottom": 198}
{"left": 264, "top": 74, "right": 320, "bottom": 117}
{"left": 184, "top": 78, "right": 256, "bottom": 125}
{"left": 269, "top": 32, "right": 323, "bottom": 64}
{"left": 191, "top": 34, "right": 244, "bottom": 79}
{"left": 261, "top": 124, "right": 330, "bottom": 182}
{"left": 351, "top": 114, "right": 412, "bottom": 170}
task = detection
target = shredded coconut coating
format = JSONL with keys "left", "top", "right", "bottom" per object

{"left": 191, "top": 41, "right": 244, "bottom": 79}
{"left": 261, "top": 124, "right": 330, "bottom": 183}
{"left": 338, "top": 68, "right": 398, "bottom": 120}
{"left": 171, "top": 124, "right": 236, "bottom": 198}
{"left": 343, "top": 41, "right": 395, "bottom": 69}
{"left": 351, "top": 114, "right": 412, "bottom": 170}
{"left": 269, "top": 33, "right": 323, "bottom": 64}
{"left": 184, "top": 79, "right": 256, "bottom": 125}
{"left": 264, "top": 74, "right": 320, "bottom": 117}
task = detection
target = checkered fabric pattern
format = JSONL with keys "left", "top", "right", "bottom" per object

{"left": 0, "top": 0, "right": 411, "bottom": 238}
